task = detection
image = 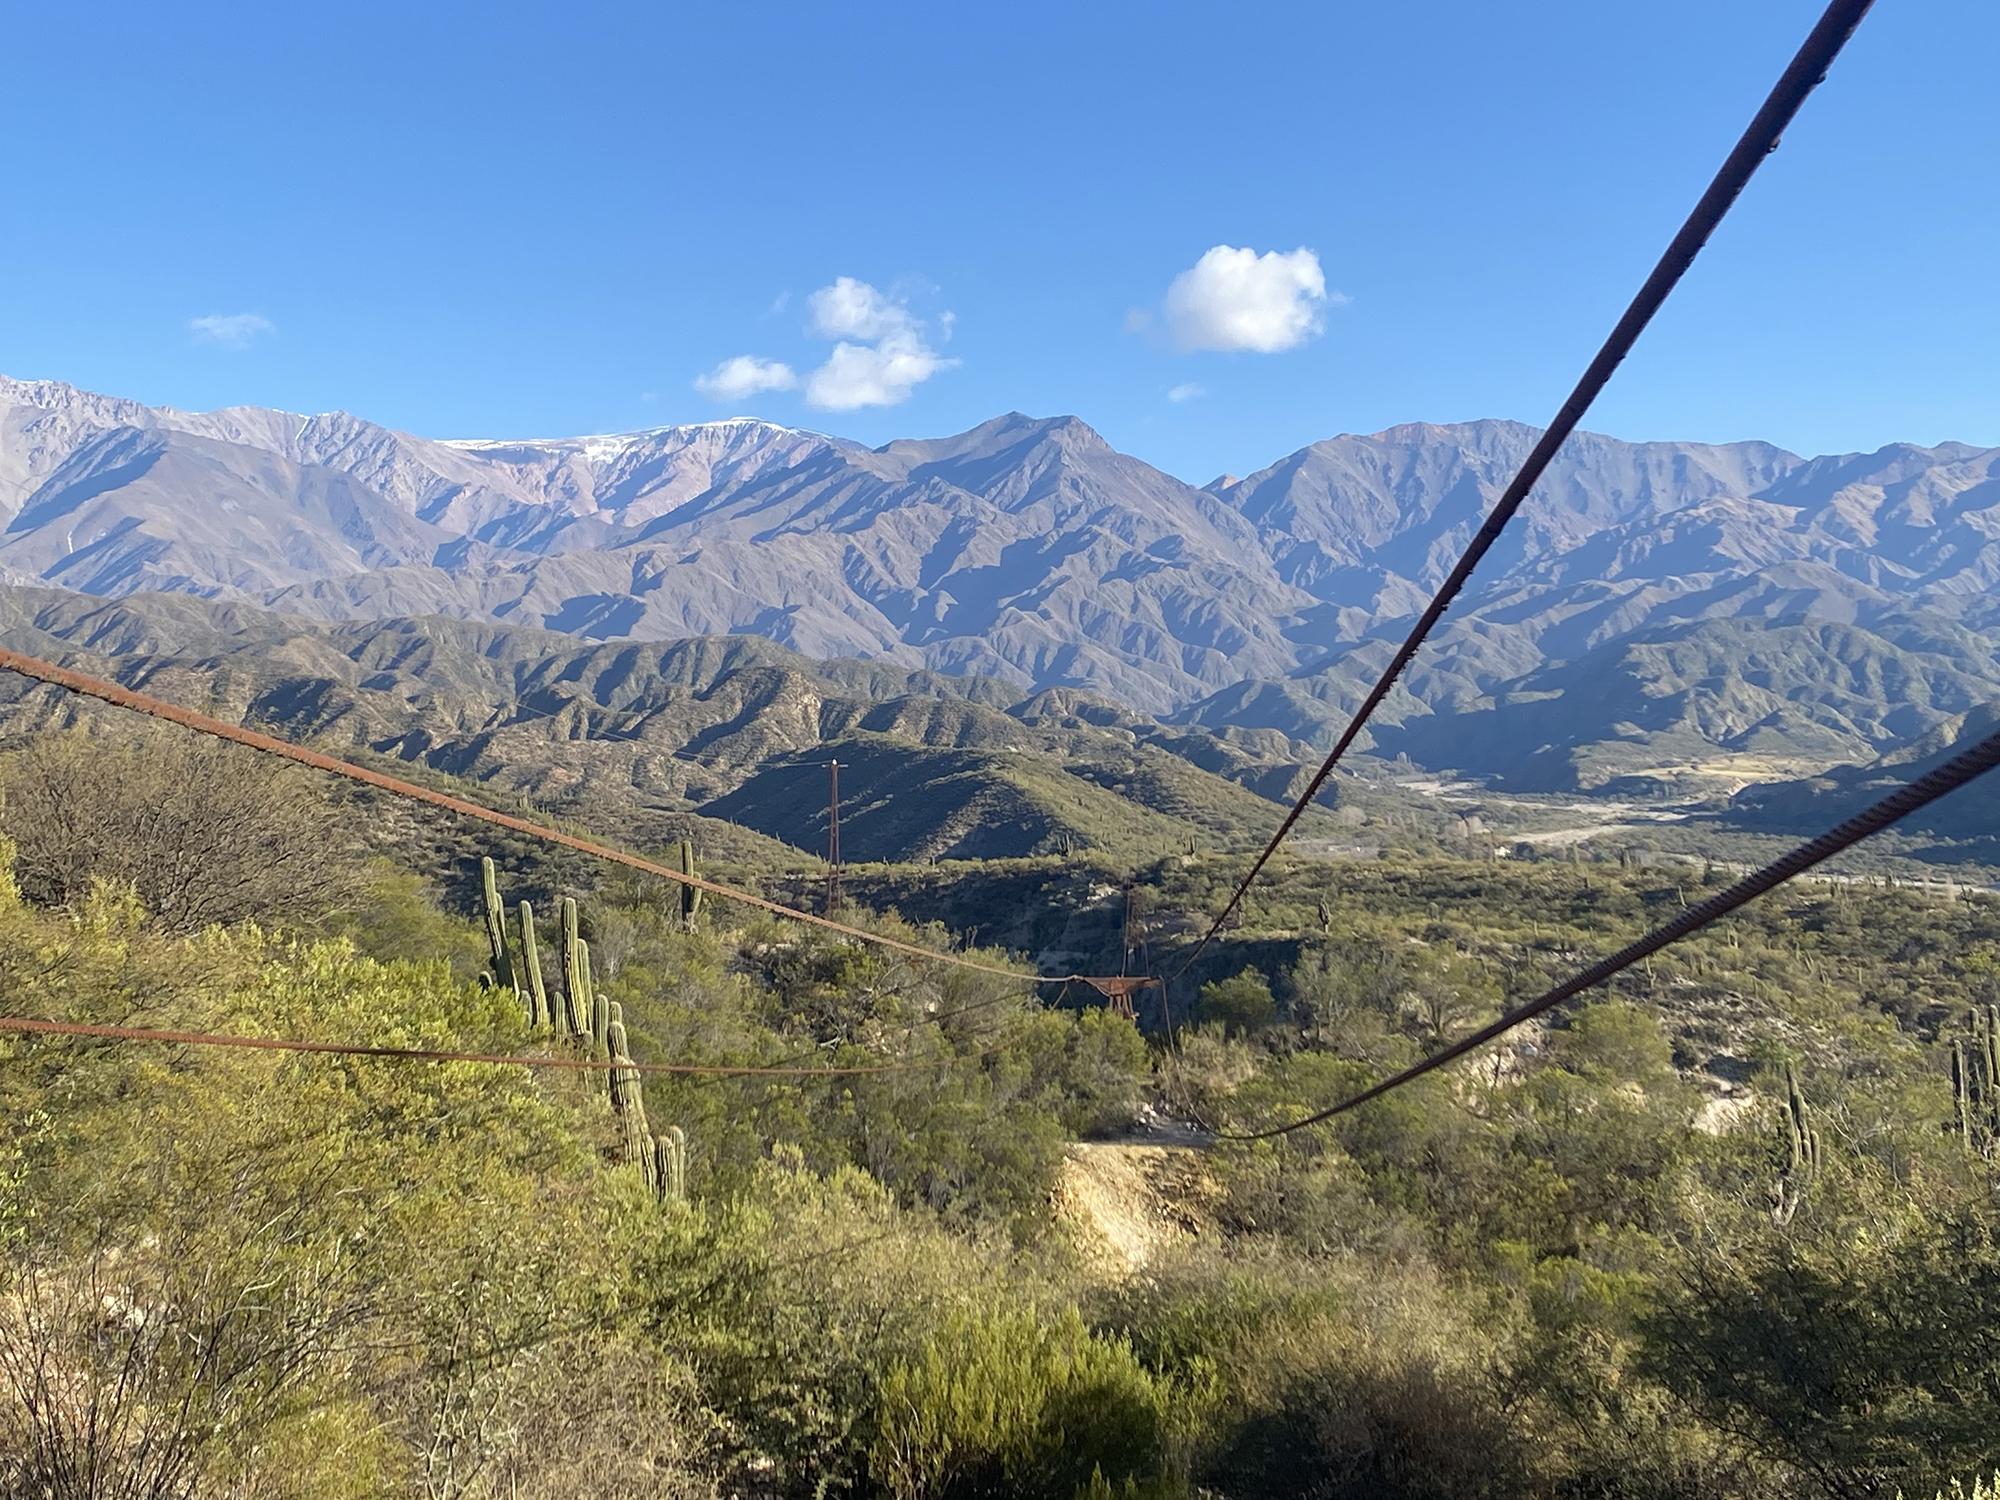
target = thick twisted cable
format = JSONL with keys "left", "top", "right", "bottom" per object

{"left": 1172, "top": 0, "right": 1877, "bottom": 980}
{"left": 1222, "top": 725, "right": 2000, "bottom": 1140}
{"left": 0, "top": 645, "right": 1044, "bottom": 984}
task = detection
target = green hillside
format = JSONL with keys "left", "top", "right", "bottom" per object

{"left": 706, "top": 731, "right": 1332, "bottom": 863}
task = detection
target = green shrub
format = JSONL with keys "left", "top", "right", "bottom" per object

{"left": 1555, "top": 999, "right": 1676, "bottom": 1084}
{"left": 1642, "top": 1208, "right": 2000, "bottom": 1500}
{"left": 870, "top": 1306, "right": 1172, "bottom": 1500}
{"left": 2, "top": 727, "right": 360, "bottom": 933}
{"left": 1199, "top": 969, "right": 1277, "bottom": 1037}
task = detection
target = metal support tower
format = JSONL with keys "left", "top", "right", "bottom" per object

{"left": 825, "top": 758, "right": 843, "bottom": 914}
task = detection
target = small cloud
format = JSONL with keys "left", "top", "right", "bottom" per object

{"left": 765, "top": 291, "right": 791, "bottom": 316}
{"left": 805, "top": 339, "right": 954, "bottom": 412}
{"left": 1162, "top": 246, "right": 1336, "bottom": 353}
{"left": 800, "top": 277, "right": 956, "bottom": 411}
{"left": 1122, "top": 307, "right": 1154, "bottom": 335}
{"left": 808, "top": 277, "right": 909, "bottom": 342}
{"left": 1167, "top": 382, "right": 1205, "bottom": 403}
{"left": 693, "top": 355, "right": 799, "bottom": 402}
{"left": 188, "top": 312, "right": 274, "bottom": 351}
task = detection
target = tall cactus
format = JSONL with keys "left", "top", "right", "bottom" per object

{"left": 560, "top": 898, "right": 587, "bottom": 1038}
{"left": 586, "top": 947, "right": 609, "bottom": 1065}
{"left": 519, "top": 900, "right": 550, "bottom": 1030}
{"left": 1784, "top": 1063, "right": 1821, "bottom": 1178}
{"left": 480, "top": 857, "right": 519, "bottom": 999}
{"left": 1983, "top": 1006, "right": 2000, "bottom": 1137}
{"left": 606, "top": 1001, "right": 654, "bottom": 1182}
{"left": 653, "top": 1125, "right": 687, "bottom": 1205}
{"left": 605, "top": 1001, "right": 629, "bottom": 1110}
{"left": 677, "top": 840, "right": 702, "bottom": 931}
{"left": 1951, "top": 1006, "right": 2000, "bottom": 1157}
{"left": 1954, "top": 1040, "right": 1975, "bottom": 1149}
{"left": 1773, "top": 1062, "right": 1821, "bottom": 1225}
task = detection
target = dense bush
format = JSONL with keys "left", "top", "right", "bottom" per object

{"left": 871, "top": 1307, "right": 1170, "bottom": 1500}
{"left": 1198, "top": 969, "right": 1277, "bottom": 1037}
{"left": 2, "top": 729, "right": 361, "bottom": 932}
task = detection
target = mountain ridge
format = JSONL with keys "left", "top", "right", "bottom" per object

{"left": 3, "top": 375, "right": 1994, "bottom": 789}
{"left": 0, "top": 580, "right": 1336, "bottom": 862}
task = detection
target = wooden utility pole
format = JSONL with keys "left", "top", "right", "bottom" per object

{"left": 825, "top": 758, "right": 843, "bottom": 913}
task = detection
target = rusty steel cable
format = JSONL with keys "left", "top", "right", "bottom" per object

{"left": 1219, "top": 724, "right": 2000, "bottom": 1140}
{"left": 1170, "top": 0, "right": 1877, "bottom": 982}
{"left": 0, "top": 644, "right": 1053, "bottom": 984}
{"left": 0, "top": 1013, "right": 1029, "bottom": 1077}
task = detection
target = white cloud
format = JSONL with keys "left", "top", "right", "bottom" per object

{"left": 188, "top": 312, "right": 274, "bottom": 351}
{"left": 805, "top": 338, "right": 953, "bottom": 412}
{"left": 808, "top": 277, "right": 909, "bottom": 342}
{"left": 693, "top": 355, "right": 799, "bottom": 401}
{"left": 1162, "top": 246, "right": 1334, "bottom": 353}
{"left": 1167, "top": 382, "right": 1205, "bottom": 403}
{"left": 801, "top": 278, "right": 955, "bottom": 411}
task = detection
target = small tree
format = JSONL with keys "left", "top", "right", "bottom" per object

{"left": 1555, "top": 1000, "right": 1675, "bottom": 1085}
{"left": 1200, "top": 969, "right": 1277, "bottom": 1037}
{"left": 2, "top": 727, "right": 356, "bottom": 932}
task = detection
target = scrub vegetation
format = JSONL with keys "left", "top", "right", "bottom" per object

{"left": 2, "top": 726, "right": 1998, "bottom": 1499}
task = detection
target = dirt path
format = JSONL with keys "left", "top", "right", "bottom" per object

{"left": 1054, "top": 1137, "right": 1220, "bottom": 1276}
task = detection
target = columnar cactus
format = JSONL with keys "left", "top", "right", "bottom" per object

{"left": 606, "top": 1001, "right": 653, "bottom": 1178}
{"left": 1784, "top": 1063, "right": 1821, "bottom": 1178}
{"left": 1982, "top": 1005, "right": 2000, "bottom": 1131}
{"left": 560, "top": 898, "right": 587, "bottom": 1038}
{"left": 678, "top": 840, "right": 702, "bottom": 931}
{"left": 519, "top": 899, "right": 550, "bottom": 1030}
{"left": 1950, "top": 1006, "right": 2000, "bottom": 1157}
{"left": 1772, "top": 1062, "right": 1821, "bottom": 1225}
{"left": 587, "top": 950, "right": 609, "bottom": 1065}
{"left": 1954, "top": 1040, "right": 1975, "bottom": 1149}
{"left": 480, "top": 857, "right": 519, "bottom": 999}
{"left": 606, "top": 1001, "right": 629, "bottom": 1107}
{"left": 653, "top": 1125, "right": 687, "bottom": 1205}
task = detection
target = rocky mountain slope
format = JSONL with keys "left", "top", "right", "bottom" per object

{"left": 3, "top": 376, "right": 1994, "bottom": 789}
{"left": 1723, "top": 698, "right": 2000, "bottom": 856}
{"left": 1317, "top": 614, "right": 2000, "bottom": 794}
{"left": 0, "top": 582, "right": 1330, "bottom": 863}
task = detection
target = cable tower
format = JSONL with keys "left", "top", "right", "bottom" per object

{"left": 826, "top": 757, "right": 843, "bottom": 914}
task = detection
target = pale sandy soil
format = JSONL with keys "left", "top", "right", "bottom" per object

{"left": 1053, "top": 1140, "right": 1220, "bottom": 1277}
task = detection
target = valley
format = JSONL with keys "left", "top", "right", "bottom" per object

{"left": 9, "top": 3, "right": 1998, "bottom": 1496}
{"left": 2, "top": 382, "right": 1997, "bottom": 1500}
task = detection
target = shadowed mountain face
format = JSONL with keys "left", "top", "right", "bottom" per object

{"left": 2, "top": 376, "right": 1995, "bottom": 787}
{"left": 1371, "top": 615, "right": 2000, "bottom": 794}
{"left": 0, "top": 583, "right": 1331, "bottom": 863}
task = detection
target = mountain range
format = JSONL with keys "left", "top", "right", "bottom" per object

{"left": 3, "top": 374, "right": 1996, "bottom": 792}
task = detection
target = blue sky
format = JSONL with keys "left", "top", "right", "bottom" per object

{"left": 2, "top": 0, "right": 1992, "bottom": 482}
